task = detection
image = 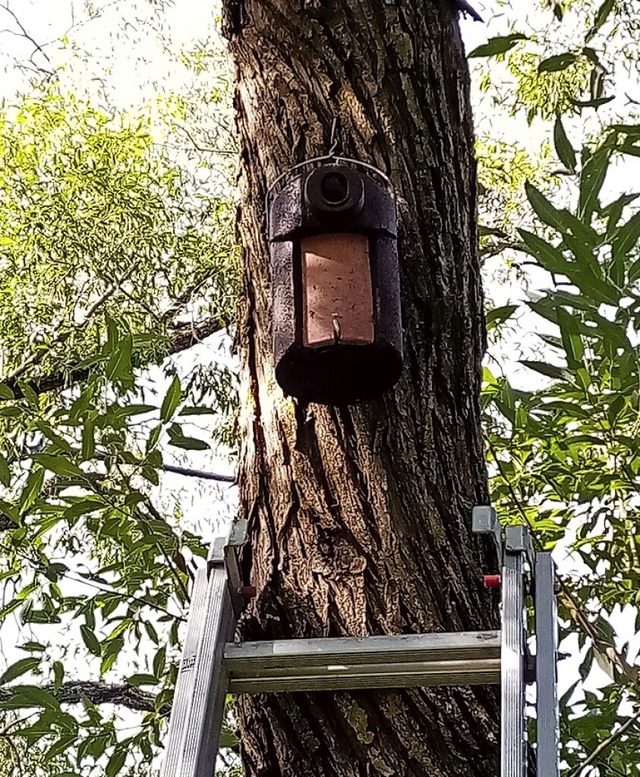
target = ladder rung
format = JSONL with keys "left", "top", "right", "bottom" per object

{"left": 227, "top": 658, "right": 500, "bottom": 693}
{"left": 224, "top": 630, "right": 500, "bottom": 693}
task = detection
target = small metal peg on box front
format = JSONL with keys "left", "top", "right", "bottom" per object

{"left": 267, "top": 156, "right": 403, "bottom": 405}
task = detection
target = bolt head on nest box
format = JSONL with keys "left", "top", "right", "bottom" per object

{"left": 268, "top": 162, "right": 403, "bottom": 404}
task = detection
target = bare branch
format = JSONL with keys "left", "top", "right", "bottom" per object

{"left": 0, "top": 514, "right": 15, "bottom": 531}
{"left": 0, "top": 2, "right": 55, "bottom": 78}
{"left": 452, "top": 0, "right": 484, "bottom": 22}
{"left": 162, "top": 463, "right": 235, "bottom": 483}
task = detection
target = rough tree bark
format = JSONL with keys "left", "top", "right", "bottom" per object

{"left": 222, "top": 1, "right": 499, "bottom": 774}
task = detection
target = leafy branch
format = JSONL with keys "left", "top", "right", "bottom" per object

{"left": 567, "top": 708, "right": 640, "bottom": 777}
{"left": 0, "top": 681, "right": 169, "bottom": 714}
{"left": 6, "top": 254, "right": 139, "bottom": 384}
{"left": 1, "top": 315, "right": 229, "bottom": 401}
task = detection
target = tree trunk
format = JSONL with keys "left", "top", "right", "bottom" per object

{"left": 222, "top": 1, "right": 500, "bottom": 774}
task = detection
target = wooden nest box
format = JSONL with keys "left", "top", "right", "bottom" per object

{"left": 268, "top": 160, "right": 403, "bottom": 404}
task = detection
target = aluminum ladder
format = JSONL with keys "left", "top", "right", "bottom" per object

{"left": 162, "top": 507, "right": 560, "bottom": 777}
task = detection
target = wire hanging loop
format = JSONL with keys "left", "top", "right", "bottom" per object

{"left": 264, "top": 118, "right": 393, "bottom": 218}
{"left": 328, "top": 115, "right": 340, "bottom": 157}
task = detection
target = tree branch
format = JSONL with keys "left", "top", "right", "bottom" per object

{"left": 6, "top": 261, "right": 134, "bottom": 384}
{"left": 568, "top": 709, "right": 640, "bottom": 777}
{"left": 1, "top": 316, "right": 229, "bottom": 401}
{"left": 0, "top": 514, "right": 15, "bottom": 531}
{"left": 162, "top": 463, "right": 235, "bottom": 483}
{"left": 0, "top": 681, "right": 169, "bottom": 714}
{"left": 0, "top": 2, "right": 56, "bottom": 78}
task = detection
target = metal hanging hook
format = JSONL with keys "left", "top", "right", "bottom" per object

{"left": 264, "top": 113, "right": 393, "bottom": 217}
{"left": 328, "top": 115, "right": 340, "bottom": 157}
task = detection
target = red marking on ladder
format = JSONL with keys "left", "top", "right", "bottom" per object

{"left": 483, "top": 574, "right": 501, "bottom": 589}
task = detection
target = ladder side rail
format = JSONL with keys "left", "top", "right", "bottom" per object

{"left": 179, "top": 555, "right": 235, "bottom": 777}
{"left": 535, "top": 552, "right": 560, "bottom": 777}
{"left": 162, "top": 567, "right": 211, "bottom": 777}
{"left": 501, "top": 526, "right": 528, "bottom": 777}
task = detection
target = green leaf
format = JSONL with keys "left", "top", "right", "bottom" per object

{"left": 518, "top": 229, "right": 571, "bottom": 275}
{"left": 570, "top": 95, "right": 615, "bottom": 109}
{"left": 525, "top": 183, "right": 570, "bottom": 231}
{"left": 579, "top": 150, "right": 610, "bottom": 219}
{"left": 153, "top": 646, "right": 166, "bottom": 679}
{"left": 44, "top": 735, "right": 77, "bottom": 763}
{"left": 34, "top": 421, "right": 73, "bottom": 454}
{"left": 0, "top": 657, "right": 40, "bottom": 685}
{"left": 538, "top": 53, "right": 578, "bottom": 73}
{"left": 144, "top": 621, "right": 159, "bottom": 645}
{"left": 80, "top": 625, "right": 102, "bottom": 657}
{"left": 85, "top": 733, "right": 109, "bottom": 759}
{"left": 560, "top": 234, "right": 601, "bottom": 276}
{"left": 556, "top": 308, "right": 584, "bottom": 368}
{"left": 168, "top": 435, "right": 210, "bottom": 451}
{"left": 525, "top": 182, "right": 597, "bottom": 245}
{"left": 106, "top": 746, "right": 127, "bottom": 777}
{"left": 45, "top": 563, "right": 68, "bottom": 582}
{"left": 572, "top": 270, "right": 619, "bottom": 306}
{"left": 161, "top": 375, "right": 182, "bottom": 421}
{"left": 588, "top": 0, "right": 616, "bottom": 39}
{"left": 19, "top": 467, "right": 45, "bottom": 513}
{"left": 178, "top": 406, "right": 218, "bottom": 416}
{"left": 468, "top": 33, "right": 528, "bottom": 58}
{"left": 579, "top": 651, "right": 594, "bottom": 681}
{"left": 603, "top": 193, "right": 639, "bottom": 235}
{"left": 105, "top": 335, "right": 133, "bottom": 383}
{"left": 33, "top": 454, "right": 84, "bottom": 480}
{"left": 146, "top": 424, "right": 163, "bottom": 453}
{"left": 52, "top": 661, "right": 64, "bottom": 690}
{"left": 18, "top": 382, "right": 39, "bottom": 408}
{"left": 559, "top": 680, "right": 580, "bottom": 708}
{"left": 610, "top": 124, "right": 640, "bottom": 140}
{"left": 520, "top": 361, "right": 567, "bottom": 380}
{"left": 583, "top": 311, "right": 631, "bottom": 352}
{"left": 608, "top": 394, "right": 625, "bottom": 426}
{"left": 81, "top": 417, "right": 95, "bottom": 461}
{"left": 630, "top": 256, "right": 640, "bottom": 284}
{"left": 18, "top": 642, "right": 45, "bottom": 653}
{"left": 0, "top": 685, "right": 60, "bottom": 710}
{"left": 0, "top": 406, "right": 22, "bottom": 417}
{"left": 520, "top": 237, "right": 619, "bottom": 306}
{"left": 618, "top": 140, "right": 640, "bottom": 157}
{"left": 126, "top": 673, "right": 158, "bottom": 688}
{"left": 219, "top": 721, "right": 239, "bottom": 749}
{"left": 100, "top": 651, "right": 119, "bottom": 675}
{"left": 551, "top": 1, "right": 564, "bottom": 21}
{"left": 485, "top": 304, "right": 518, "bottom": 331}
{"left": 63, "top": 498, "right": 106, "bottom": 519}
{"left": 582, "top": 47, "right": 602, "bottom": 68}
{"left": 141, "top": 465, "right": 160, "bottom": 485}
{"left": 124, "top": 492, "right": 146, "bottom": 508}
{"left": 553, "top": 116, "right": 577, "bottom": 172}
{"left": 102, "top": 636, "right": 125, "bottom": 660}
{"left": 611, "top": 211, "right": 640, "bottom": 271}
{"left": 0, "top": 500, "right": 20, "bottom": 526}
{"left": 0, "top": 384, "right": 15, "bottom": 400}
{"left": 115, "top": 403, "right": 157, "bottom": 417}
{"left": 0, "top": 453, "right": 10, "bottom": 488}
